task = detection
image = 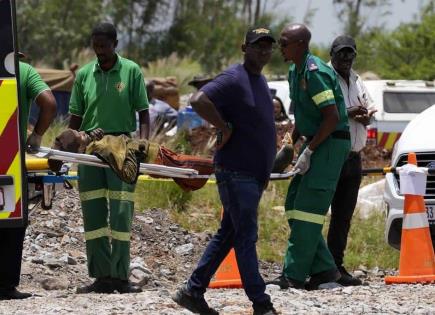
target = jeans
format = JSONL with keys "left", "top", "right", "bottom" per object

{"left": 187, "top": 169, "right": 270, "bottom": 305}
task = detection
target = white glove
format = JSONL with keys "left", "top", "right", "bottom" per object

{"left": 294, "top": 147, "right": 314, "bottom": 175}
{"left": 26, "top": 131, "right": 42, "bottom": 154}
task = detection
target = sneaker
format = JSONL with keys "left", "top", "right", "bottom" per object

{"left": 253, "top": 301, "right": 279, "bottom": 315}
{"left": 172, "top": 285, "right": 219, "bottom": 315}
{"left": 0, "top": 287, "right": 31, "bottom": 300}
{"left": 337, "top": 266, "right": 362, "bottom": 286}
{"left": 76, "top": 277, "right": 114, "bottom": 294}
{"left": 306, "top": 269, "right": 341, "bottom": 290}
{"left": 112, "top": 279, "right": 142, "bottom": 294}
{"left": 265, "top": 275, "right": 304, "bottom": 290}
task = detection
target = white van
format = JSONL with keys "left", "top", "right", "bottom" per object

{"left": 364, "top": 80, "right": 435, "bottom": 151}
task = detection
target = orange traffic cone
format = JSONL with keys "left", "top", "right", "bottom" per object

{"left": 385, "top": 152, "right": 435, "bottom": 284}
{"left": 208, "top": 208, "right": 243, "bottom": 289}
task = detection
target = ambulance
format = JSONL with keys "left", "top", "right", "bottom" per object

{"left": 365, "top": 80, "right": 435, "bottom": 151}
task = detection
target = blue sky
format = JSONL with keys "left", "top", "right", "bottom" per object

{"left": 266, "top": 0, "right": 428, "bottom": 45}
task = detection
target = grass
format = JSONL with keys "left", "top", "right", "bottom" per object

{"left": 134, "top": 177, "right": 399, "bottom": 270}
{"left": 40, "top": 121, "right": 399, "bottom": 270}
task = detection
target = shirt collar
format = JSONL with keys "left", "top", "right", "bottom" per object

{"left": 93, "top": 54, "right": 121, "bottom": 73}
{"left": 296, "top": 51, "right": 310, "bottom": 74}
{"left": 328, "top": 60, "right": 358, "bottom": 83}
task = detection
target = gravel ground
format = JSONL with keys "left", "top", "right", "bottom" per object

{"left": 1, "top": 189, "right": 434, "bottom": 314}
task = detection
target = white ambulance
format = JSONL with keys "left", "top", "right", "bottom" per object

{"left": 365, "top": 80, "right": 435, "bottom": 151}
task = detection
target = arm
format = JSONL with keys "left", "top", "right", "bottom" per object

{"left": 308, "top": 105, "right": 339, "bottom": 151}
{"left": 68, "top": 114, "right": 83, "bottom": 130}
{"left": 26, "top": 90, "right": 57, "bottom": 153}
{"left": 291, "top": 124, "right": 301, "bottom": 145}
{"left": 33, "top": 90, "right": 56, "bottom": 136}
{"left": 138, "top": 109, "right": 150, "bottom": 139}
{"left": 190, "top": 91, "right": 232, "bottom": 149}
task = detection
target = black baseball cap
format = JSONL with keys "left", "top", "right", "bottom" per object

{"left": 330, "top": 35, "right": 356, "bottom": 54}
{"left": 245, "top": 27, "right": 276, "bottom": 44}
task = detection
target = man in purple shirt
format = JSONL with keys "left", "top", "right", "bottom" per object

{"left": 172, "top": 28, "right": 278, "bottom": 315}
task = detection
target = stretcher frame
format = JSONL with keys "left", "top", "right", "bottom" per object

{"left": 34, "top": 147, "right": 299, "bottom": 180}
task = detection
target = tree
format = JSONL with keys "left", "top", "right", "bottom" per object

{"left": 333, "top": 0, "right": 392, "bottom": 38}
{"left": 108, "top": 0, "right": 170, "bottom": 65}
{"left": 17, "top": 0, "right": 104, "bottom": 68}
{"left": 355, "top": 3, "right": 435, "bottom": 80}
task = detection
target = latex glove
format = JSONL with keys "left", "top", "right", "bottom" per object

{"left": 294, "top": 147, "right": 314, "bottom": 175}
{"left": 26, "top": 131, "right": 42, "bottom": 154}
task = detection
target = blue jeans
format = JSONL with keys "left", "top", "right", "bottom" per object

{"left": 187, "top": 169, "right": 270, "bottom": 305}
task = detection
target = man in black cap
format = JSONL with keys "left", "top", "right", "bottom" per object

{"left": 172, "top": 27, "right": 278, "bottom": 315}
{"left": 327, "top": 35, "right": 376, "bottom": 286}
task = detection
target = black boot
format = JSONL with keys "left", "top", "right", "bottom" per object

{"left": 306, "top": 269, "right": 342, "bottom": 290}
{"left": 253, "top": 300, "right": 279, "bottom": 315}
{"left": 112, "top": 279, "right": 142, "bottom": 294}
{"left": 76, "top": 277, "right": 114, "bottom": 294}
{"left": 0, "top": 287, "right": 31, "bottom": 300}
{"left": 265, "top": 274, "right": 305, "bottom": 290}
{"left": 337, "top": 266, "right": 362, "bottom": 286}
{"left": 172, "top": 285, "right": 219, "bottom": 315}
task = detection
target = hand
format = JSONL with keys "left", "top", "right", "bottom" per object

{"left": 216, "top": 122, "right": 233, "bottom": 150}
{"left": 89, "top": 128, "right": 104, "bottom": 141}
{"left": 26, "top": 131, "right": 43, "bottom": 154}
{"left": 355, "top": 109, "right": 377, "bottom": 126}
{"left": 347, "top": 106, "right": 368, "bottom": 118}
{"left": 293, "top": 147, "right": 314, "bottom": 175}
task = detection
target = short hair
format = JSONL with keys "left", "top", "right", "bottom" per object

{"left": 91, "top": 22, "right": 117, "bottom": 41}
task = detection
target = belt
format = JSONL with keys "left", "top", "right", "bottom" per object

{"left": 348, "top": 151, "right": 361, "bottom": 159}
{"left": 305, "top": 130, "right": 350, "bottom": 142}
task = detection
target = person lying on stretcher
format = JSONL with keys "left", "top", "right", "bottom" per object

{"left": 48, "top": 128, "right": 213, "bottom": 191}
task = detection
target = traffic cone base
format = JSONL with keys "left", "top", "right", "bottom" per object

{"left": 208, "top": 248, "right": 243, "bottom": 289}
{"left": 385, "top": 275, "right": 435, "bottom": 284}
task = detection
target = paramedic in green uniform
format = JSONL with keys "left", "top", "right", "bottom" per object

{"left": 68, "top": 22, "right": 150, "bottom": 294}
{"left": 0, "top": 59, "right": 57, "bottom": 300}
{"left": 267, "top": 23, "right": 350, "bottom": 290}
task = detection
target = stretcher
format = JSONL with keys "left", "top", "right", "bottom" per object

{"left": 32, "top": 146, "right": 299, "bottom": 180}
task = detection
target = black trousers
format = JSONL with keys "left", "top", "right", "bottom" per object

{"left": 0, "top": 226, "right": 26, "bottom": 288}
{"left": 328, "top": 152, "right": 362, "bottom": 267}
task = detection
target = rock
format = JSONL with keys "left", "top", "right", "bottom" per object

{"left": 130, "top": 268, "right": 151, "bottom": 286}
{"left": 45, "top": 259, "right": 63, "bottom": 269}
{"left": 40, "top": 277, "right": 69, "bottom": 290}
{"left": 343, "top": 287, "right": 354, "bottom": 294}
{"left": 174, "top": 243, "right": 194, "bottom": 255}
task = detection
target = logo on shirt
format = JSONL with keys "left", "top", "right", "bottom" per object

{"left": 115, "top": 82, "right": 126, "bottom": 92}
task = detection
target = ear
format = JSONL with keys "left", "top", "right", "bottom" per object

{"left": 241, "top": 43, "right": 247, "bottom": 53}
{"left": 114, "top": 39, "right": 118, "bottom": 48}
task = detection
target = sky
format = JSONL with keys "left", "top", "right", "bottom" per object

{"left": 266, "top": 0, "right": 428, "bottom": 46}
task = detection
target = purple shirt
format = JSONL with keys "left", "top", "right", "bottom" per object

{"left": 201, "top": 64, "right": 276, "bottom": 183}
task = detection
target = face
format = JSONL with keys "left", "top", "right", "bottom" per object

{"left": 273, "top": 98, "right": 283, "bottom": 119}
{"left": 331, "top": 48, "right": 356, "bottom": 76}
{"left": 244, "top": 39, "right": 274, "bottom": 68}
{"left": 91, "top": 34, "right": 117, "bottom": 65}
{"left": 278, "top": 33, "right": 301, "bottom": 62}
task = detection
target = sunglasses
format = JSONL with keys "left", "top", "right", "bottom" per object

{"left": 278, "top": 39, "right": 302, "bottom": 48}
{"left": 248, "top": 43, "right": 275, "bottom": 54}
{"left": 335, "top": 50, "right": 357, "bottom": 60}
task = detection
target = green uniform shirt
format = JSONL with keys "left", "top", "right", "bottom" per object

{"left": 19, "top": 62, "right": 50, "bottom": 138}
{"left": 69, "top": 54, "right": 148, "bottom": 133}
{"left": 288, "top": 52, "right": 348, "bottom": 136}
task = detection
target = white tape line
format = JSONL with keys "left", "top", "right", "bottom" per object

{"left": 402, "top": 213, "right": 429, "bottom": 229}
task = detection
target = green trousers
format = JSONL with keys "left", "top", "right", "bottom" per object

{"left": 283, "top": 138, "right": 350, "bottom": 282}
{"left": 78, "top": 164, "right": 135, "bottom": 280}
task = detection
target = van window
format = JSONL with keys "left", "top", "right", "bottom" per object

{"left": 384, "top": 92, "right": 435, "bottom": 113}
